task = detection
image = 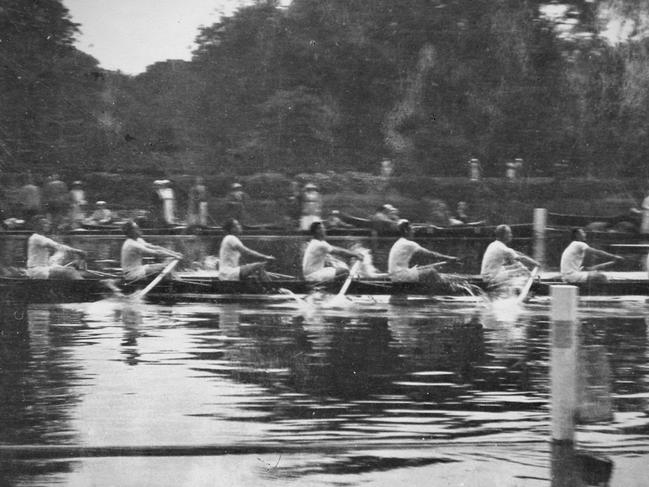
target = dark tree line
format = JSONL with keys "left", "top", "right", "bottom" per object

{"left": 2, "top": 0, "right": 649, "bottom": 179}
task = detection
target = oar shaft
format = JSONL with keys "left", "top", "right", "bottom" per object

{"left": 135, "top": 259, "right": 179, "bottom": 299}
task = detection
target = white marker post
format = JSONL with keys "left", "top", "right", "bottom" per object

{"left": 533, "top": 208, "right": 547, "bottom": 268}
{"left": 550, "top": 285, "right": 578, "bottom": 443}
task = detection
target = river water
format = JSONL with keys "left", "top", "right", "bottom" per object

{"left": 0, "top": 294, "right": 647, "bottom": 486}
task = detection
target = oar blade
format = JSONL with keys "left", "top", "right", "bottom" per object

{"left": 516, "top": 266, "right": 539, "bottom": 305}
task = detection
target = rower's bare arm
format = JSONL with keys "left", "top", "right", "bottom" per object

{"left": 143, "top": 242, "right": 182, "bottom": 259}
{"left": 589, "top": 247, "right": 624, "bottom": 261}
{"left": 421, "top": 248, "right": 459, "bottom": 261}
{"left": 241, "top": 244, "right": 274, "bottom": 261}
{"left": 516, "top": 252, "right": 540, "bottom": 269}
{"left": 331, "top": 247, "right": 363, "bottom": 260}
{"left": 61, "top": 244, "right": 86, "bottom": 258}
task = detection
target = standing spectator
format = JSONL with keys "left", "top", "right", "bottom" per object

{"left": 151, "top": 179, "right": 177, "bottom": 226}
{"left": 187, "top": 176, "right": 209, "bottom": 227}
{"left": 378, "top": 158, "right": 394, "bottom": 193}
{"left": 300, "top": 183, "right": 322, "bottom": 231}
{"left": 284, "top": 180, "right": 302, "bottom": 230}
{"left": 18, "top": 172, "right": 41, "bottom": 225}
{"left": 380, "top": 158, "right": 394, "bottom": 179}
{"left": 468, "top": 158, "right": 481, "bottom": 182}
{"left": 506, "top": 158, "right": 524, "bottom": 181}
{"left": 42, "top": 173, "right": 70, "bottom": 231}
{"left": 225, "top": 182, "right": 248, "bottom": 223}
{"left": 69, "top": 180, "right": 87, "bottom": 227}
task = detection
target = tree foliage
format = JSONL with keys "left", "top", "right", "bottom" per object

{"left": 4, "top": 0, "right": 649, "bottom": 179}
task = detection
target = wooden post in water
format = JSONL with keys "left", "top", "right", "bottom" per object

{"left": 550, "top": 285, "right": 578, "bottom": 443}
{"left": 533, "top": 208, "right": 547, "bottom": 268}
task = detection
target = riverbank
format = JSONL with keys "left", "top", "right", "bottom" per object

{"left": 1, "top": 172, "right": 642, "bottom": 226}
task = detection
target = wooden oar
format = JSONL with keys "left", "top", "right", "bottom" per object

{"left": 336, "top": 261, "right": 361, "bottom": 298}
{"left": 516, "top": 266, "right": 539, "bottom": 305}
{"left": 268, "top": 271, "right": 298, "bottom": 280}
{"left": 133, "top": 259, "right": 179, "bottom": 300}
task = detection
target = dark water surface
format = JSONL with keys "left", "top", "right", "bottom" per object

{"left": 0, "top": 296, "right": 648, "bottom": 486}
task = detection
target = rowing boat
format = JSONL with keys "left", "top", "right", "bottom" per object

{"left": 2, "top": 271, "right": 649, "bottom": 304}
{"left": 0, "top": 274, "right": 484, "bottom": 303}
{"left": 335, "top": 212, "right": 535, "bottom": 238}
{"left": 548, "top": 211, "right": 638, "bottom": 228}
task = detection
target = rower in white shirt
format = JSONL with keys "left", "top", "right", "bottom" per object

{"left": 218, "top": 218, "right": 275, "bottom": 281}
{"left": 302, "top": 221, "right": 362, "bottom": 282}
{"left": 560, "top": 228, "right": 623, "bottom": 284}
{"left": 388, "top": 219, "right": 459, "bottom": 282}
{"left": 120, "top": 220, "right": 182, "bottom": 281}
{"left": 27, "top": 216, "right": 87, "bottom": 279}
{"left": 480, "top": 224, "right": 539, "bottom": 289}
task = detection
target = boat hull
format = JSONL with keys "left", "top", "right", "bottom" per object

{"left": 2, "top": 274, "right": 649, "bottom": 304}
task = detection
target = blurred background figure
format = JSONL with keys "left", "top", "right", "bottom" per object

{"left": 370, "top": 204, "right": 400, "bottom": 233}
{"left": 87, "top": 201, "right": 113, "bottom": 225}
{"left": 449, "top": 201, "right": 469, "bottom": 225}
{"left": 284, "top": 180, "right": 302, "bottom": 230}
{"left": 151, "top": 179, "right": 177, "bottom": 226}
{"left": 506, "top": 157, "right": 523, "bottom": 181}
{"left": 18, "top": 172, "right": 41, "bottom": 226}
{"left": 380, "top": 158, "right": 394, "bottom": 179}
{"left": 70, "top": 180, "right": 87, "bottom": 227}
{"left": 225, "top": 182, "right": 248, "bottom": 223}
{"left": 42, "top": 173, "right": 70, "bottom": 231}
{"left": 187, "top": 176, "right": 209, "bottom": 227}
{"left": 378, "top": 158, "right": 394, "bottom": 193}
{"left": 468, "top": 158, "right": 481, "bottom": 182}
{"left": 300, "top": 183, "right": 322, "bottom": 231}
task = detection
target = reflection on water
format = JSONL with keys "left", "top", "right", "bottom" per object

{"left": 0, "top": 298, "right": 647, "bottom": 485}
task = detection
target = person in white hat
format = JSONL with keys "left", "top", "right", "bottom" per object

{"left": 226, "top": 182, "right": 248, "bottom": 223}
{"left": 87, "top": 200, "right": 113, "bottom": 225}
{"left": 300, "top": 183, "right": 322, "bottom": 231}
{"left": 370, "top": 204, "right": 400, "bottom": 233}
{"left": 69, "top": 180, "right": 87, "bottom": 227}
{"left": 151, "top": 179, "right": 177, "bottom": 226}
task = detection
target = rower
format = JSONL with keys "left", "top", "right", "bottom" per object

{"left": 481, "top": 224, "right": 539, "bottom": 289}
{"left": 560, "top": 228, "right": 623, "bottom": 284}
{"left": 388, "top": 219, "right": 459, "bottom": 282}
{"left": 219, "top": 218, "right": 275, "bottom": 280}
{"left": 27, "top": 216, "right": 87, "bottom": 279}
{"left": 120, "top": 220, "right": 183, "bottom": 281}
{"left": 302, "top": 221, "right": 362, "bottom": 282}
